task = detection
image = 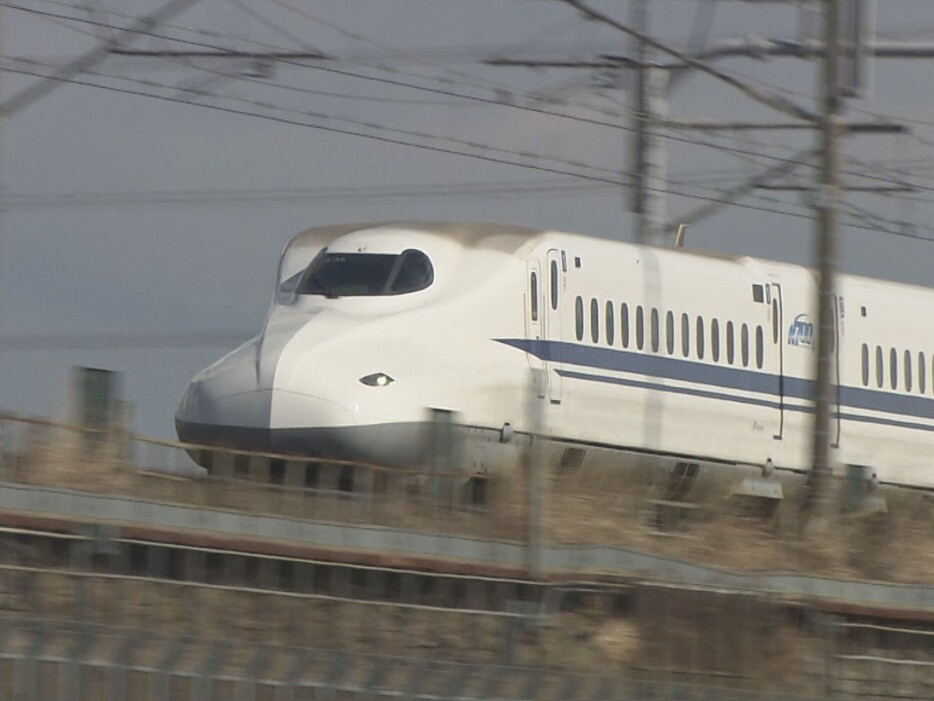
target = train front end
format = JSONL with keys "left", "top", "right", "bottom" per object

{"left": 175, "top": 222, "right": 529, "bottom": 470}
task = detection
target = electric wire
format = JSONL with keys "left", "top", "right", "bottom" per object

{"left": 0, "top": 331, "right": 254, "bottom": 351}
{"left": 8, "top": 62, "right": 934, "bottom": 242}
{"left": 3, "top": 61, "right": 624, "bottom": 183}
{"left": 10, "top": 1, "right": 934, "bottom": 240}
{"left": 558, "top": 0, "right": 816, "bottom": 122}
{"left": 22, "top": 0, "right": 934, "bottom": 195}
{"left": 15, "top": 0, "right": 647, "bottom": 125}
{"left": 4, "top": 179, "right": 618, "bottom": 211}
{"left": 0, "top": 63, "right": 841, "bottom": 226}
{"left": 6, "top": 0, "right": 859, "bottom": 175}
{"left": 0, "top": 1, "right": 877, "bottom": 189}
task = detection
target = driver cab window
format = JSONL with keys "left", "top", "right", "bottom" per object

{"left": 297, "top": 248, "right": 434, "bottom": 298}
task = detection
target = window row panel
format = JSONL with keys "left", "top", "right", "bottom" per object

{"left": 572, "top": 297, "right": 766, "bottom": 371}
{"left": 861, "top": 344, "right": 933, "bottom": 395}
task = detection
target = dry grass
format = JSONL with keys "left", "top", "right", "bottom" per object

{"left": 592, "top": 619, "right": 641, "bottom": 664}
{"left": 6, "top": 428, "right": 934, "bottom": 583}
{"left": 545, "top": 463, "right": 934, "bottom": 584}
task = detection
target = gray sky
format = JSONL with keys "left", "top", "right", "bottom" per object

{"left": 4, "top": 0, "right": 934, "bottom": 439}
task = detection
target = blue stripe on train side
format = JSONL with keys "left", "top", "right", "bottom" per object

{"left": 558, "top": 369, "right": 934, "bottom": 433}
{"left": 556, "top": 369, "right": 785, "bottom": 411}
{"left": 496, "top": 338, "right": 934, "bottom": 427}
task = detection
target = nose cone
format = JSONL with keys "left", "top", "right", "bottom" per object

{"left": 175, "top": 338, "right": 273, "bottom": 449}
{"left": 175, "top": 332, "right": 358, "bottom": 455}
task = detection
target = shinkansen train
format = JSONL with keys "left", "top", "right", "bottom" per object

{"left": 175, "top": 221, "right": 934, "bottom": 491}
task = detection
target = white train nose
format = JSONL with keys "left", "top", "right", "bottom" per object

{"left": 175, "top": 361, "right": 272, "bottom": 448}
{"left": 176, "top": 382, "right": 355, "bottom": 453}
{"left": 176, "top": 337, "right": 267, "bottom": 429}
{"left": 175, "top": 382, "right": 273, "bottom": 437}
{"left": 175, "top": 335, "right": 357, "bottom": 454}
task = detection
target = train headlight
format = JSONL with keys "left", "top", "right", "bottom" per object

{"left": 359, "top": 372, "right": 395, "bottom": 387}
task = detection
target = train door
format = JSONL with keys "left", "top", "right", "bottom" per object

{"left": 770, "top": 283, "right": 785, "bottom": 440}
{"left": 525, "top": 260, "right": 545, "bottom": 399}
{"left": 546, "top": 249, "right": 564, "bottom": 403}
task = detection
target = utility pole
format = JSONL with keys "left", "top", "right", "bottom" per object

{"left": 628, "top": 0, "right": 667, "bottom": 245}
{"left": 809, "top": 0, "right": 842, "bottom": 508}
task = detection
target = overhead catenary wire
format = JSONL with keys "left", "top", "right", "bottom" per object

{"left": 32, "top": 0, "right": 622, "bottom": 115}
{"left": 2, "top": 60, "right": 623, "bottom": 182}
{"left": 0, "top": 65, "right": 832, "bottom": 224}
{"left": 0, "top": 4, "right": 826, "bottom": 157}
{"left": 9, "top": 1, "right": 934, "bottom": 243}
{"left": 9, "top": 45, "right": 831, "bottom": 195}
{"left": 11, "top": 59, "right": 923, "bottom": 227}
{"left": 21, "top": 0, "right": 934, "bottom": 177}
{"left": 0, "top": 0, "right": 198, "bottom": 116}
{"left": 558, "top": 0, "right": 816, "bottom": 122}
{"left": 7, "top": 63, "right": 934, "bottom": 244}
{"left": 8, "top": 1, "right": 649, "bottom": 129}
{"left": 12, "top": 1, "right": 934, "bottom": 198}
{"left": 0, "top": 332, "right": 254, "bottom": 352}
{"left": 3, "top": 179, "right": 619, "bottom": 211}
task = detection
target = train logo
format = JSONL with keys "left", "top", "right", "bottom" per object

{"left": 787, "top": 314, "right": 815, "bottom": 349}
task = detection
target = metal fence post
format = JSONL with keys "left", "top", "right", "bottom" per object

{"left": 322, "top": 649, "right": 347, "bottom": 701}
{"left": 236, "top": 644, "right": 271, "bottom": 701}
{"left": 17, "top": 620, "right": 47, "bottom": 701}
{"left": 824, "top": 612, "right": 840, "bottom": 700}
{"left": 65, "top": 621, "right": 94, "bottom": 701}
{"left": 110, "top": 630, "right": 143, "bottom": 701}
{"left": 195, "top": 639, "right": 229, "bottom": 701}
{"left": 0, "top": 418, "right": 9, "bottom": 481}
{"left": 405, "top": 657, "right": 432, "bottom": 699}
{"left": 157, "top": 634, "right": 191, "bottom": 701}
{"left": 277, "top": 649, "right": 310, "bottom": 701}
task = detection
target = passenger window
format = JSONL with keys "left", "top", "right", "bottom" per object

{"left": 890, "top": 347, "right": 898, "bottom": 390}
{"left": 741, "top": 324, "right": 750, "bottom": 367}
{"left": 529, "top": 272, "right": 538, "bottom": 322}
{"left": 905, "top": 350, "right": 912, "bottom": 392}
{"left": 755, "top": 325, "right": 764, "bottom": 369}
{"left": 550, "top": 261, "right": 559, "bottom": 310}
{"left": 711, "top": 319, "right": 720, "bottom": 362}
{"left": 666, "top": 311, "right": 675, "bottom": 355}
{"left": 605, "top": 301, "right": 615, "bottom": 346}
{"left": 575, "top": 296, "right": 584, "bottom": 341}
{"left": 681, "top": 313, "right": 690, "bottom": 357}
{"left": 920, "top": 352, "right": 927, "bottom": 394}
{"left": 621, "top": 303, "right": 630, "bottom": 349}
{"left": 636, "top": 306, "right": 645, "bottom": 350}
{"left": 591, "top": 298, "right": 600, "bottom": 344}
{"left": 696, "top": 316, "right": 705, "bottom": 360}
{"left": 861, "top": 344, "right": 869, "bottom": 387}
{"left": 651, "top": 308, "right": 660, "bottom": 353}
{"left": 876, "top": 345, "right": 884, "bottom": 388}
{"left": 726, "top": 321, "right": 735, "bottom": 365}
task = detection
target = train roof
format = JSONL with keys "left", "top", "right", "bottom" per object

{"left": 284, "top": 221, "right": 550, "bottom": 256}
{"left": 284, "top": 221, "right": 768, "bottom": 262}
{"left": 281, "top": 221, "right": 931, "bottom": 295}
